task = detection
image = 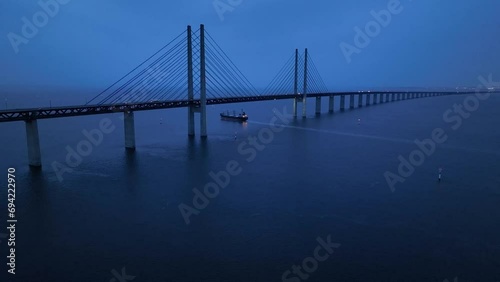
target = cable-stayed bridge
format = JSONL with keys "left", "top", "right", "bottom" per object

{"left": 0, "top": 25, "right": 491, "bottom": 167}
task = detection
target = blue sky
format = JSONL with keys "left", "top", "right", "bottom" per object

{"left": 1, "top": 0, "right": 499, "bottom": 92}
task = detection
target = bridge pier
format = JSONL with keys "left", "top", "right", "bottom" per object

{"left": 302, "top": 97, "right": 307, "bottom": 118}
{"left": 188, "top": 107, "right": 195, "bottom": 137}
{"left": 328, "top": 96, "right": 334, "bottom": 113}
{"left": 373, "top": 93, "right": 378, "bottom": 104}
{"left": 358, "top": 94, "right": 363, "bottom": 107}
{"left": 340, "top": 95, "right": 345, "bottom": 111}
{"left": 25, "top": 120, "right": 42, "bottom": 167}
{"left": 350, "top": 95, "right": 355, "bottom": 109}
{"left": 315, "top": 97, "right": 321, "bottom": 115}
{"left": 293, "top": 98, "right": 298, "bottom": 118}
{"left": 124, "top": 111, "right": 136, "bottom": 150}
{"left": 366, "top": 94, "right": 371, "bottom": 106}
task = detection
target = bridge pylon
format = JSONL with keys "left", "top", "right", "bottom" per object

{"left": 292, "top": 48, "right": 309, "bottom": 118}
{"left": 293, "top": 48, "right": 308, "bottom": 118}
{"left": 187, "top": 24, "right": 207, "bottom": 138}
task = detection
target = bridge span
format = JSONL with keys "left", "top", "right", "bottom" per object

{"left": 1, "top": 24, "right": 492, "bottom": 167}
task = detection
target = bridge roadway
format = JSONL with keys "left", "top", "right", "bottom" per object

{"left": 0, "top": 91, "right": 479, "bottom": 123}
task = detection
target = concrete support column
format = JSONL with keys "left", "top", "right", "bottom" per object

{"left": 124, "top": 111, "right": 136, "bottom": 150}
{"left": 366, "top": 94, "right": 371, "bottom": 106}
{"left": 315, "top": 97, "right": 321, "bottom": 115}
{"left": 374, "top": 93, "right": 378, "bottom": 104}
{"left": 358, "top": 94, "right": 363, "bottom": 107}
{"left": 350, "top": 95, "right": 355, "bottom": 109}
{"left": 340, "top": 95, "right": 345, "bottom": 111}
{"left": 302, "top": 97, "right": 307, "bottom": 118}
{"left": 188, "top": 108, "right": 195, "bottom": 137}
{"left": 25, "top": 119, "right": 41, "bottom": 167}
{"left": 328, "top": 96, "right": 334, "bottom": 113}
{"left": 293, "top": 98, "right": 298, "bottom": 118}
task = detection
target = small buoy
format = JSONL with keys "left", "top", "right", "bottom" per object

{"left": 357, "top": 118, "right": 361, "bottom": 125}
{"left": 438, "top": 168, "right": 443, "bottom": 182}
{"left": 160, "top": 118, "right": 163, "bottom": 124}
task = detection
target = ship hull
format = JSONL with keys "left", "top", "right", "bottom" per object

{"left": 220, "top": 114, "right": 248, "bottom": 122}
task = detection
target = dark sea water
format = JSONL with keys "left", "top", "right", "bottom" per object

{"left": 1, "top": 93, "right": 499, "bottom": 282}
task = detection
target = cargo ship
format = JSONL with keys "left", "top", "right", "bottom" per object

{"left": 220, "top": 110, "right": 248, "bottom": 122}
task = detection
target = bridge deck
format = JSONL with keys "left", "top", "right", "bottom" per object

{"left": 0, "top": 91, "right": 480, "bottom": 123}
